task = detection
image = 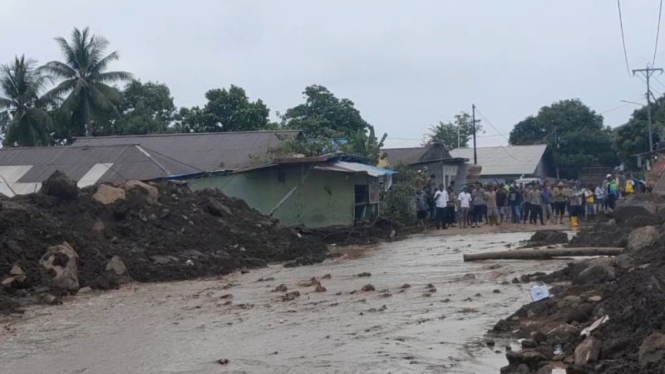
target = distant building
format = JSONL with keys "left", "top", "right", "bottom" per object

{"left": 74, "top": 131, "right": 394, "bottom": 228}
{"left": 186, "top": 153, "right": 395, "bottom": 228}
{"left": 449, "top": 145, "right": 550, "bottom": 184}
{"left": 380, "top": 143, "right": 467, "bottom": 189}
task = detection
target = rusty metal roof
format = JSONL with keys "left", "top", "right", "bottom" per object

{"left": 72, "top": 130, "right": 302, "bottom": 171}
{"left": 381, "top": 144, "right": 452, "bottom": 166}
{"left": 0, "top": 145, "right": 202, "bottom": 196}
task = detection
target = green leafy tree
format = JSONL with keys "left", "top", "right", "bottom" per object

{"left": 614, "top": 96, "right": 665, "bottom": 169}
{"left": 0, "top": 56, "right": 53, "bottom": 146}
{"left": 509, "top": 99, "right": 618, "bottom": 179}
{"left": 177, "top": 85, "right": 269, "bottom": 132}
{"left": 427, "top": 112, "right": 483, "bottom": 150}
{"left": 42, "top": 27, "right": 132, "bottom": 140}
{"left": 109, "top": 80, "right": 176, "bottom": 135}
{"left": 281, "top": 85, "right": 383, "bottom": 160}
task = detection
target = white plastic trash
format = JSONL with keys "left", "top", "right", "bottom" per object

{"left": 529, "top": 284, "right": 551, "bottom": 302}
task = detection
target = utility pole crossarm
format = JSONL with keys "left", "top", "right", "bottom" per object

{"left": 633, "top": 66, "right": 664, "bottom": 152}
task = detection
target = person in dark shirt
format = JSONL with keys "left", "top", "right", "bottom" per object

{"left": 496, "top": 185, "right": 507, "bottom": 224}
{"left": 508, "top": 185, "right": 522, "bottom": 223}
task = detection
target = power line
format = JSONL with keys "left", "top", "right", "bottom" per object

{"left": 655, "top": 0, "right": 664, "bottom": 65}
{"left": 473, "top": 107, "right": 532, "bottom": 163}
{"left": 617, "top": 0, "right": 631, "bottom": 75}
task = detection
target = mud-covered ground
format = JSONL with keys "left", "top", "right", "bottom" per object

{"left": 0, "top": 232, "right": 571, "bottom": 374}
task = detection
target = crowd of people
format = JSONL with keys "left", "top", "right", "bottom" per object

{"left": 415, "top": 173, "right": 639, "bottom": 230}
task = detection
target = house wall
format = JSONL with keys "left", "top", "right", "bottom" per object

{"left": 188, "top": 165, "right": 370, "bottom": 228}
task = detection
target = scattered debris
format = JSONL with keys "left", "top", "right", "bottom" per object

{"left": 282, "top": 291, "right": 300, "bottom": 302}
{"left": 314, "top": 284, "right": 327, "bottom": 293}
{"left": 357, "top": 272, "right": 372, "bottom": 278}
{"left": 272, "top": 284, "right": 288, "bottom": 293}
{"left": 361, "top": 284, "right": 375, "bottom": 292}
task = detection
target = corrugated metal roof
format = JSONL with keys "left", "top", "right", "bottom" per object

{"left": 314, "top": 161, "right": 397, "bottom": 177}
{"left": 381, "top": 147, "right": 428, "bottom": 165}
{"left": 380, "top": 144, "right": 452, "bottom": 167}
{"left": 449, "top": 145, "right": 548, "bottom": 176}
{"left": 72, "top": 130, "right": 301, "bottom": 171}
{"left": 0, "top": 145, "right": 202, "bottom": 196}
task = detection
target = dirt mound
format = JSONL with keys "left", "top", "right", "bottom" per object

{"left": 0, "top": 181, "right": 328, "bottom": 313}
{"left": 568, "top": 221, "right": 631, "bottom": 248}
{"left": 306, "top": 218, "right": 421, "bottom": 246}
{"left": 494, "top": 194, "right": 665, "bottom": 373}
{"left": 527, "top": 230, "right": 569, "bottom": 246}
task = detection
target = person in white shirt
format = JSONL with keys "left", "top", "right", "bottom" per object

{"left": 433, "top": 184, "right": 449, "bottom": 230}
{"left": 457, "top": 187, "right": 472, "bottom": 228}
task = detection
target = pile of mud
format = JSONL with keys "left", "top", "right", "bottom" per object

{"left": 0, "top": 174, "right": 327, "bottom": 313}
{"left": 493, "top": 194, "right": 665, "bottom": 373}
{"left": 305, "top": 218, "right": 422, "bottom": 246}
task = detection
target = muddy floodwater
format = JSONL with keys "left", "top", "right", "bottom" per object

{"left": 0, "top": 232, "right": 572, "bottom": 374}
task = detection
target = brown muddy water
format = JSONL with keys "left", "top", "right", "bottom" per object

{"left": 0, "top": 232, "right": 572, "bottom": 374}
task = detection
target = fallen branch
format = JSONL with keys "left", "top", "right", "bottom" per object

{"left": 463, "top": 247, "right": 624, "bottom": 262}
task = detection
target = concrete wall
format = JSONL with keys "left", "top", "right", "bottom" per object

{"left": 189, "top": 165, "right": 371, "bottom": 228}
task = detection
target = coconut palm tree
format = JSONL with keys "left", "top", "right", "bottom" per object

{"left": 0, "top": 55, "right": 53, "bottom": 146}
{"left": 42, "top": 27, "right": 132, "bottom": 138}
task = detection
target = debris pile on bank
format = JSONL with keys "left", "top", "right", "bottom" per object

{"left": 494, "top": 194, "right": 665, "bottom": 374}
{"left": 0, "top": 172, "right": 327, "bottom": 314}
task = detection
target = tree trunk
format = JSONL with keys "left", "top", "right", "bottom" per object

{"left": 462, "top": 247, "right": 624, "bottom": 262}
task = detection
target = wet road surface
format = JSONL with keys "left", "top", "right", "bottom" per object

{"left": 0, "top": 232, "right": 571, "bottom": 374}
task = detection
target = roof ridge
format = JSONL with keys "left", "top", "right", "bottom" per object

{"left": 73, "top": 130, "right": 301, "bottom": 141}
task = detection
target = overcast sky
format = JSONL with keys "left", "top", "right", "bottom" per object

{"left": 1, "top": 1, "right": 662, "bottom": 148}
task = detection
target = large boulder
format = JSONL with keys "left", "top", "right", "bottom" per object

{"left": 39, "top": 242, "right": 80, "bottom": 292}
{"left": 614, "top": 199, "right": 659, "bottom": 226}
{"left": 41, "top": 170, "right": 79, "bottom": 200}
{"left": 639, "top": 332, "right": 665, "bottom": 366}
{"left": 529, "top": 230, "right": 569, "bottom": 246}
{"left": 205, "top": 197, "right": 232, "bottom": 217}
{"left": 121, "top": 180, "right": 159, "bottom": 204}
{"left": 627, "top": 226, "right": 659, "bottom": 251}
{"left": 574, "top": 336, "right": 601, "bottom": 365}
{"left": 93, "top": 184, "right": 126, "bottom": 205}
{"left": 573, "top": 258, "right": 615, "bottom": 285}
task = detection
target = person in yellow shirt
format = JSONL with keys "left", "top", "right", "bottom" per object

{"left": 625, "top": 174, "right": 635, "bottom": 195}
{"left": 584, "top": 184, "right": 595, "bottom": 216}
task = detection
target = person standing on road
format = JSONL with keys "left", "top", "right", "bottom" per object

{"left": 496, "top": 184, "right": 507, "bottom": 224}
{"left": 472, "top": 183, "right": 486, "bottom": 228}
{"left": 458, "top": 187, "right": 471, "bottom": 228}
{"left": 486, "top": 185, "right": 499, "bottom": 226}
{"left": 530, "top": 185, "right": 544, "bottom": 225}
{"left": 606, "top": 175, "right": 619, "bottom": 211}
{"left": 522, "top": 185, "right": 532, "bottom": 224}
{"left": 553, "top": 182, "right": 567, "bottom": 224}
{"left": 594, "top": 184, "right": 605, "bottom": 213}
{"left": 508, "top": 185, "right": 522, "bottom": 223}
{"left": 541, "top": 185, "right": 553, "bottom": 223}
{"left": 446, "top": 186, "right": 456, "bottom": 227}
{"left": 415, "top": 190, "right": 429, "bottom": 227}
{"left": 624, "top": 174, "right": 635, "bottom": 196}
{"left": 569, "top": 184, "right": 583, "bottom": 221}
{"left": 584, "top": 184, "right": 595, "bottom": 217}
{"left": 433, "top": 184, "right": 448, "bottom": 230}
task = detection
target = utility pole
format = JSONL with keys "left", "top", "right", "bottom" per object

{"left": 633, "top": 65, "right": 664, "bottom": 152}
{"left": 472, "top": 104, "right": 478, "bottom": 165}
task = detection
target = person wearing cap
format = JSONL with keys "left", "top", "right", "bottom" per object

{"left": 553, "top": 181, "right": 567, "bottom": 224}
